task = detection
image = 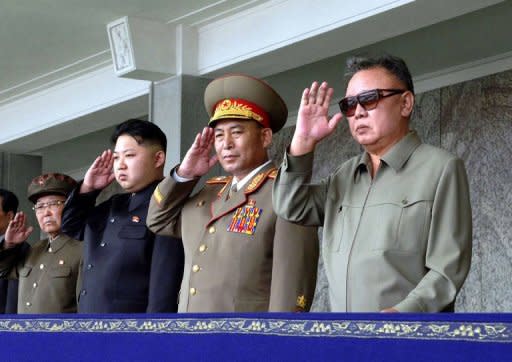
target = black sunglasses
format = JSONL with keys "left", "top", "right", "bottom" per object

{"left": 338, "top": 88, "right": 406, "bottom": 117}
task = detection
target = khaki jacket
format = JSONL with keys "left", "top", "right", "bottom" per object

{"left": 147, "top": 163, "right": 318, "bottom": 313}
{"left": 0, "top": 233, "right": 81, "bottom": 313}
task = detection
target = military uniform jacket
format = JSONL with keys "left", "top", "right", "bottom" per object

{"left": 147, "top": 163, "right": 319, "bottom": 313}
{"left": 273, "top": 131, "right": 473, "bottom": 312}
{"left": 0, "top": 234, "right": 81, "bottom": 313}
{"left": 61, "top": 180, "right": 184, "bottom": 313}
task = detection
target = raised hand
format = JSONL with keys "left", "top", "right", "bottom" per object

{"left": 290, "top": 81, "right": 343, "bottom": 156}
{"left": 3, "top": 212, "right": 33, "bottom": 249}
{"left": 80, "top": 149, "right": 116, "bottom": 193}
{"left": 177, "top": 127, "right": 218, "bottom": 179}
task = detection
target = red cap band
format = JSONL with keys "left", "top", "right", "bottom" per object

{"left": 210, "top": 98, "right": 270, "bottom": 128}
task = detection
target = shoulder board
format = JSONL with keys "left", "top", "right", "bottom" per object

{"left": 267, "top": 168, "right": 278, "bottom": 179}
{"left": 244, "top": 167, "right": 277, "bottom": 194}
{"left": 206, "top": 175, "right": 232, "bottom": 185}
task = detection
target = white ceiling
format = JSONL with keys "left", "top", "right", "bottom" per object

{"left": 1, "top": 0, "right": 512, "bottom": 153}
{"left": 0, "top": 0, "right": 265, "bottom": 104}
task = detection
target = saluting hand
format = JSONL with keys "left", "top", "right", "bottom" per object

{"left": 290, "top": 81, "right": 343, "bottom": 156}
{"left": 80, "top": 149, "right": 116, "bottom": 193}
{"left": 3, "top": 212, "right": 33, "bottom": 249}
{"left": 177, "top": 127, "right": 218, "bottom": 179}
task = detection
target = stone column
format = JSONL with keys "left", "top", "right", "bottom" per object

{"left": 151, "top": 75, "right": 222, "bottom": 181}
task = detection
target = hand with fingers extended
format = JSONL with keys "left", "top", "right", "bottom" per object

{"left": 80, "top": 149, "right": 116, "bottom": 193}
{"left": 177, "top": 127, "right": 218, "bottom": 179}
{"left": 3, "top": 212, "right": 33, "bottom": 249}
{"left": 290, "top": 81, "right": 343, "bottom": 156}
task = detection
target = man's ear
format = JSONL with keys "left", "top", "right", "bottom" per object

{"left": 261, "top": 128, "right": 273, "bottom": 149}
{"left": 6, "top": 211, "right": 14, "bottom": 221}
{"left": 154, "top": 150, "right": 166, "bottom": 168}
{"left": 401, "top": 91, "right": 415, "bottom": 118}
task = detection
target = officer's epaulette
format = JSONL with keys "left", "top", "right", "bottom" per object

{"left": 244, "top": 167, "right": 277, "bottom": 194}
{"left": 206, "top": 175, "right": 232, "bottom": 185}
{"left": 267, "top": 168, "right": 278, "bottom": 179}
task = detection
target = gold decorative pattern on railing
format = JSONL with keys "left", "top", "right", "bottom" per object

{"left": 0, "top": 318, "right": 509, "bottom": 342}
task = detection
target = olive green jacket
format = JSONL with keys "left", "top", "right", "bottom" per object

{"left": 0, "top": 234, "right": 81, "bottom": 313}
{"left": 273, "top": 131, "right": 472, "bottom": 312}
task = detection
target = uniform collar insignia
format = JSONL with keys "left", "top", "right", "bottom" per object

{"left": 244, "top": 167, "right": 277, "bottom": 194}
{"left": 207, "top": 175, "right": 232, "bottom": 184}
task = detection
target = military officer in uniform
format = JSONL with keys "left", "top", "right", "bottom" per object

{"left": 61, "top": 119, "right": 184, "bottom": 313}
{"left": 0, "top": 173, "right": 81, "bottom": 313}
{"left": 147, "top": 74, "right": 319, "bottom": 313}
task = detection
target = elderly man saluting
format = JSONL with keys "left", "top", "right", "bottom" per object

{"left": 147, "top": 74, "right": 319, "bottom": 313}
{"left": 0, "top": 173, "right": 81, "bottom": 313}
{"left": 272, "top": 55, "right": 472, "bottom": 313}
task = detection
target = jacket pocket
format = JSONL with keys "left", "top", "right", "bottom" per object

{"left": 367, "top": 199, "right": 429, "bottom": 252}
{"left": 118, "top": 224, "right": 148, "bottom": 239}
{"left": 396, "top": 199, "right": 430, "bottom": 252}
{"left": 234, "top": 299, "right": 269, "bottom": 312}
{"left": 323, "top": 204, "right": 358, "bottom": 253}
{"left": 49, "top": 266, "right": 72, "bottom": 278}
{"left": 18, "top": 266, "right": 32, "bottom": 278}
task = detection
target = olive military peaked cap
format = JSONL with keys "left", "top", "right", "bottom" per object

{"left": 27, "top": 173, "right": 77, "bottom": 204}
{"left": 204, "top": 74, "right": 288, "bottom": 133}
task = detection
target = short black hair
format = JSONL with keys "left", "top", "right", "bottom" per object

{"left": 0, "top": 189, "right": 19, "bottom": 214}
{"left": 345, "top": 54, "right": 414, "bottom": 94}
{"left": 111, "top": 119, "right": 167, "bottom": 152}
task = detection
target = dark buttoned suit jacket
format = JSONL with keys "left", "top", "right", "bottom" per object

{"left": 61, "top": 180, "right": 184, "bottom": 313}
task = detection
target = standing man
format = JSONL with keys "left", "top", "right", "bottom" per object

{"left": 273, "top": 55, "right": 472, "bottom": 312}
{"left": 0, "top": 189, "right": 19, "bottom": 313}
{"left": 61, "top": 119, "right": 184, "bottom": 313}
{"left": 0, "top": 173, "right": 81, "bottom": 313}
{"left": 147, "top": 74, "right": 319, "bottom": 313}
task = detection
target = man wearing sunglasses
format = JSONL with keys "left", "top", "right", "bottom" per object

{"left": 273, "top": 55, "right": 472, "bottom": 312}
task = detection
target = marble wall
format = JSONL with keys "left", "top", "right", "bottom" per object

{"left": 269, "top": 69, "right": 512, "bottom": 312}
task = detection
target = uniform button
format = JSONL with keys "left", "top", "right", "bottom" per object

{"left": 199, "top": 244, "right": 207, "bottom": 253}
{"left": 48, "top": 247, "right": 53, "bottom": 253}
{"left": 110, "top": 218, "right": 115, "bottom": 223}
{"left": 196, "top": 200, "right": 205, "bottom": 207}
{"left": 402, "top": 199, "right": 408, "bottom": 205}
{"left": 33, "top": 282, "right": 37, "bottom": 288}
{"left": 87, "top": 264, "right": 93, "bottom": 270}
{"left": 100, "top": 242, "right": 106, "bottom": 247}
{"left": 25, "top": 302, "right": 31, "bottom": 307}
{"left": 192, "top": 265, "right": 200, "bottom": 273}
{"left": 39, "top": 264, "right": 44, "bottom": 270}
{"left": 208, "top": 226, "right": 216, "bottom": 234}
{"left": 81, "top": 289, "right": 87, "bottom": 296}
{"left": 190, "top": 287, "right": 197, "bottom": 296}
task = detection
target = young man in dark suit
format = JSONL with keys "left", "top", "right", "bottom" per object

{"left": 62, "top": 119, "right": 184, "bottom": 313}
